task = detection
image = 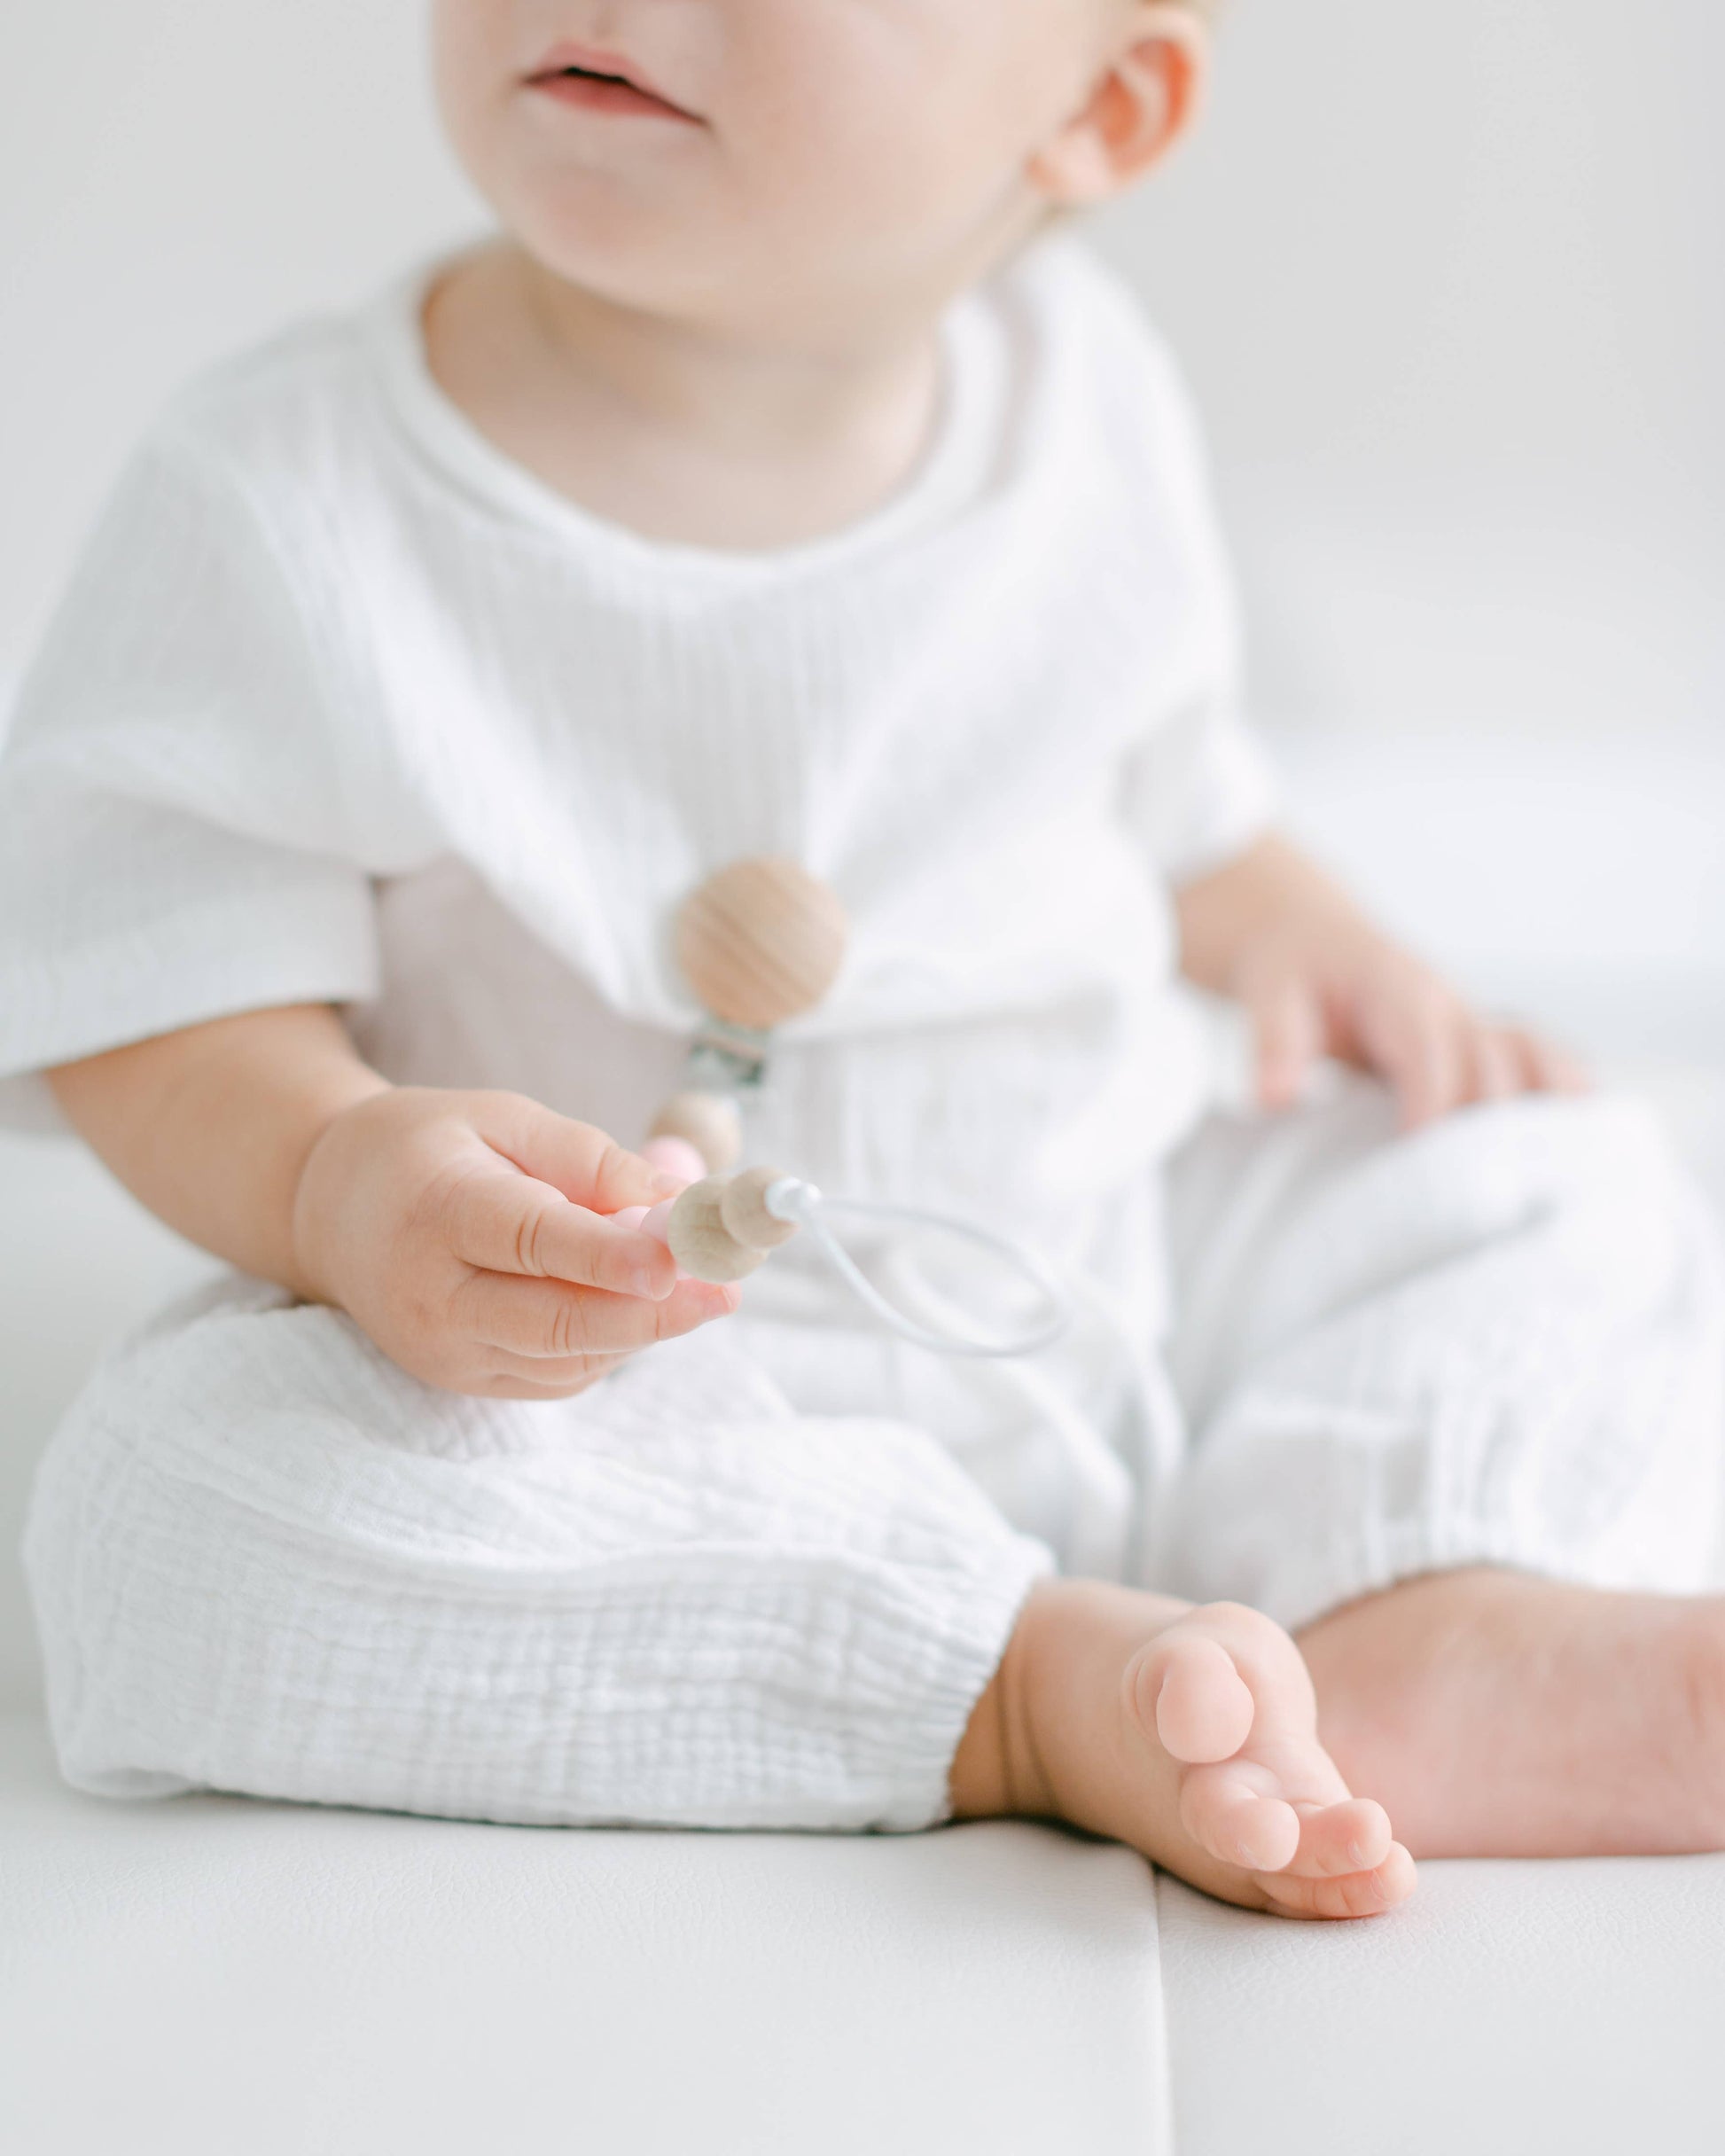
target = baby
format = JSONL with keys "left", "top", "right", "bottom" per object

{"left": 4, "top": 0, "right": 1725, "bottom": 1921}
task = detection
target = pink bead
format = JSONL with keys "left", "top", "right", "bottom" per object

{"left": 638, "top": 1199, "right": 694, "bottom": 1276}
{"left": 639, "top": 1197, "right": 691, "bottom": 1279}
{"left": 617, "top": 1198, "right": 688, "bottom": 1282}
{"left": 642, "top": 1134, "right": 707, "bottom": 1186}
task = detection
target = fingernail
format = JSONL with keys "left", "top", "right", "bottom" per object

{"left": 637, "top": 1203, "right": 676, "bottom": 1254}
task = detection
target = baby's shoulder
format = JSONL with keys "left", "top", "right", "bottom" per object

{"left": 995, "top": 234, "right": 1198, "bottom": 406}
{"left": 975, "top": 234, "right": 1220, "bottom": 543}
{"left": 138, "top": 303, "right": 387, "bottom": 530}
{"left": 978, "top": 233, "right": 1214, "bottom": 508}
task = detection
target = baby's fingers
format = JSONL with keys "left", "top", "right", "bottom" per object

{"left": 469, "top": 1093, "right": 683, "bottom": 1213}
{"left": 1469, "top": 1024, "right": 1526, "bottom": 1104}
{"left": 1465, "top": 1022, "right": 1590, "bottom": 1107}
{"left": 1511, "top": 1027, "right": 1591, "bottom": 1096}
{"left": 1358, "top": 994, "right": 1468, "bottom": 1129}
{"left": 449, "top": 1168, "right": 677, "bottom": 1299}
{"left": 454, "top": 1270, "right": 738, "bottom": 1362}
{"left": 1247, "top": 976, "right": 1325, "bottom": 1112}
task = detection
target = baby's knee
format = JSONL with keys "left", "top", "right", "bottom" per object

{"left": 21, "top": 1277, "right": 493, "bottom": 1797}
{"left": 1520, "top": 1090, "right": 1717, "bottom": 1257}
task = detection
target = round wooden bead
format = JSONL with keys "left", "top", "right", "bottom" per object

{"left": 649, "top": 1090, "right": 743, "bottom": 1175}
{"left": 718, "top": 1166, "right": 800, "bottom": 1254}
{"left": 666, "top": 1178, "right": 769, "bottom": 1284}
{"left": 675, "top": 857, "right": 848, "bottom": 1031}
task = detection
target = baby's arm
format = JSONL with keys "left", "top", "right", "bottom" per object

{"left": 1174, "top": 832, "right": 1587, "bottom": 1128}
{"left": 48, "top": 1007, "right": 737, "bottom": 1397}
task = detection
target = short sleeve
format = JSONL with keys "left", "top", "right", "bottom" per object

{"left": 1061, "top": 245, "right": 1279, "bottom": 886}
{"left": 1117, "top": 690, "right": 1280, "bottom": 887}
{"left": 0, "top": 418, "right": 380, "bottom": 1132}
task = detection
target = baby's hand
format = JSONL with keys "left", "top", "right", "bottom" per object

{"left": 1235, "top": 910, "right": 1588, "bottom": 1129}
{"left": 292, "top": 1088, "right": 738, "bottom": 1398}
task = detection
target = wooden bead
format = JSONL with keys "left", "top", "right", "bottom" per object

{"left": 666, "top": 1178, "right": 769, "bottom": 1284}
{"left": 719, "top": 1166, "right": 800, "bottom": 1253}
{"left": 676, "top": 857, "right": 848, "bottom": 1031}
{"left": 649, "top": 1090, "right": 743, "bottom": 1175}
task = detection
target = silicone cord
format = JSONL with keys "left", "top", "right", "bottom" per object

{"left": 762, "top": 1177, "right": 1074, "bottom": 1359}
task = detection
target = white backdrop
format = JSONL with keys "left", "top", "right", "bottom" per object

{"left": 3, "top": 0, "right": 1722, "bottom": 1030}
{"left": 1, "top": 0, "right": 1723, "bottom": 1707}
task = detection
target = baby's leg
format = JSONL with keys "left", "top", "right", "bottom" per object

{"left": 1298, "top": 1568, "right": 1725, "bottom": 1857}
{"left": 1161, "top": 1083, "right": 1725, "bottom": 1857}
{"left": 24, "top": 1276, "right": 1045, "bottom": 1833}
{"left": 24, "top": 1273, "right": 1409, "bottom": 1915}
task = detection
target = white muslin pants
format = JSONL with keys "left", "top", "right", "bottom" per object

{"left": 24, "top": 1085, "right": 1725, "bottom": 1832}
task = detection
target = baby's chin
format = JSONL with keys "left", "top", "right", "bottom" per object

{"left": 506, "top": 201, "right": 915, "bottom": 350}
{"left": 490, "top": 170, "right": 791, "bottom": 329}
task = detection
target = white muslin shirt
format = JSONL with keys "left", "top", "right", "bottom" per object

{"left": 0, "top": 234, "right": 1275, "bottom": 1574}
{"left": 9, "top": 237, "right": 1724, "bottom": 1836}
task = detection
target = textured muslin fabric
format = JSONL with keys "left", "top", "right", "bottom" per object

{"left": 0, "top": 227, "right": 1269, "bottom": 1166}
{"left": 6, "top": 228, "right": 1725, "bottom": 1829}
{"left": 20, "top": 1079, "right": 1725, "bottom": 1826}
{"left": 22, "top": 1281, "right": 1052, "bottom": 1830}
{"left": 0, "top": 229, "right": 1267, "bottom": 1594}
{"left": 1156, "top": 1081, "right": 1725, "bottom": 1632}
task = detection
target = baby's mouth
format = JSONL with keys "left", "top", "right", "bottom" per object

{"left": 525, "top": 52, "right": 700, "bottom": 126}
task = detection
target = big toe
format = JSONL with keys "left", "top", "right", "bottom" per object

{"left": 1132, "top": 1632, "right": 1256, "bottom": 1764}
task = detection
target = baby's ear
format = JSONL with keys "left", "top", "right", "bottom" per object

{"left": 1027, "top": 4, "right": 1208, "bottom": 207}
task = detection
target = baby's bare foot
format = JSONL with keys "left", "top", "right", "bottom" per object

{"left": 953, "top": 1581, "right": 1416, "bottom": 1919}
{"left": 1299, "top": 1567, "right": 1725, "bottom": 1858}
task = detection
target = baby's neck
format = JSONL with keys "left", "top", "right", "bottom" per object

{"left": 423, "top": 241, "right": 949, "bottom": 552}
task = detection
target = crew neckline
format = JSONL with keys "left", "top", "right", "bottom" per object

{"left": 361, "top": 238, "right": 1009, "bottom": 584}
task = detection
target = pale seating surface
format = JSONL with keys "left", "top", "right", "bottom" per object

{"left": 4, "top": 1058, "right": 1722, "bottom": 2154}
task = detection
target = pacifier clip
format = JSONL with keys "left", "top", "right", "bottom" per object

{"left": 617, "top": 857, "right": 1072, "bottom": 1360}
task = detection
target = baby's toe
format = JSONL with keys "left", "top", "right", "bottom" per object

{"left": 1180, "top": 1762, "right": 1303, "bottom": 1873}
{"left": 1263, "top": 1840, "right": 1417, "bottom": 1920}
{"left": 1133, "top": 1632, "right": 1256, "bottom": 1765}
{"left": 1288, "top": 1796, "right": 1394, "bottom": 1879}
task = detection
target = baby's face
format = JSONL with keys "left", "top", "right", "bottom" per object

{"left": 433, "top": 0, "right": 1172, "bottom": 335}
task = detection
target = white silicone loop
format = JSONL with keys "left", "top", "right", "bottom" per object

{"left": 763, "top": 1178, "right": 1073, "bottom": 1360}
